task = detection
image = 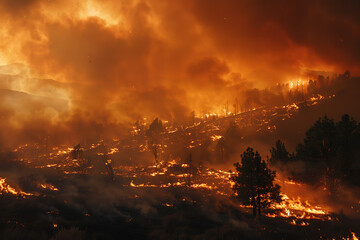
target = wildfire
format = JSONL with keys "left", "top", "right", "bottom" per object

{"left": 284, "top": 180, "right": 304, "bottom": 186}
{"left": 288, "top": 79, "right": 306, "bottom": 90}
{"left": 40, "top": 183, "right": 59, "bottom": 191}
{"left": 211, "top": 135, "right": 222, "bottom": 141}
{"left": 5, "top": 91, "right": 345, "bottom": 232}
{"left": 351, "top": 232, "right": 359, "bottom": 240}
{"left": 290, "top": 219, "right": 309, "bottom": 226}
{"left": 108, "top": 148, "right": 119, "bottom": 155}
{"left": 342, "top": 231, "right": 360, "bottom": 240}
{"left": 125, "top": 160, "right": 330, "bottom": 222}
{"left": 130, "top": 180, "right": 157, "bottom": 188}
{"left": 270, "top": 194, "right": 327, "bottom": 220}
{"left": 0, "top": 177, "right": 32, "bottom": 196}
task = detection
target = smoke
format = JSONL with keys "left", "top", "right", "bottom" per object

{"left": 0, "top": 0, "right": 360, "bottom": 146}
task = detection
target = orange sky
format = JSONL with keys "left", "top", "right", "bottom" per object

{"left": 0, "top": 0, "right": 359, "bottom": 145}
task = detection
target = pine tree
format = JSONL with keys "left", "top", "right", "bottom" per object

{"left": 232, "top": 147, "right": 282, "bottom": 216}
{"left": 296, "top": 116, "right": 339, "bottom": 194}
{"left": 269, "top": 140, "right": 291, "bottom": 165}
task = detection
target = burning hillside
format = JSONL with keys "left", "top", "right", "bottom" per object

{"left": 0, "top": 155, "right": 358, "bottom": 239}
{"left": 1, "top": 0, "right": 360, "bottom": 239}
{"left": 0, "top": 92, "right": 359, "bottom": 239}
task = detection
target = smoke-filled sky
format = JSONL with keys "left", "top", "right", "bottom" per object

{"left": 0, "top": 0, "right": 360, "bottom": 145}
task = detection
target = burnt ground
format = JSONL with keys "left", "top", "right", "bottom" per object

{"left": 0, "top": 173, "right": 359, "bottom": 240}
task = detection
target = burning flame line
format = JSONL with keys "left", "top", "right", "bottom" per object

{"left": 0, "top": 177, "right": 32, "bottom": 196}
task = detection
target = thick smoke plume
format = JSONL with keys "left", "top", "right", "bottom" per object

{"left": 0, "top": 0, "right": 360, "bottom": 146}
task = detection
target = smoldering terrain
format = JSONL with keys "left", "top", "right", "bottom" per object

{"left": 0, "top": 71, "right": 360, "bottom": 239}
{"left": 1, "top": 0, "right": 360, "bottom": 239}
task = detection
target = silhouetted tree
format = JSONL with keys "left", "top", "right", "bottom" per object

{"left": 146, "top": 118, "right": 164, "bottom": 165}
{"left": 296, "top": 116, "right": 339, "bottom": 194}
{"left": 216, "top": 137, "right": 226, "bottom": 162}
{"left": 269, "top": 140, "right": 293, "bottom": 189}
{"left": 335, "top": 114, "right": 360, "bottom": 185}
{"left": 232, "top": 147, "right": 282, "bottom": 216}
{"left": 293, "top": 114, "right": 360, "bottom": 193}
{"left": 147, "top": 118, "right": 164, "bottom": 136}
{"left": 269, "top": 140, "right": 291, "bottom": 165}
{"left": 297, "top": 116, "right": 337, "bottom": 160}
{"left": 338, "top": 70, "right": 350, "bottom": 82}
{"left": 149, "top": 143, "right": 159, "bottom": 165}
{"left": 216, "top": 122, "right": 242, "bottom": 161}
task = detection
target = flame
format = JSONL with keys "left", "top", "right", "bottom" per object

{"left": 40, "top": 183, "right": 59, "bottom": 191}
{"left": 289, "top": 82, "right": 294, "bottom": 89}
{"left": 162, "top": 203, "right": 173, "bottom": 207}
{"left": 108, "top": 148, "right": 119, "bottom": 155}
{"left": 271, "top": 194, "right": 327, "bottom": 220}
{"left": 204, "top": 113, "right": 218, "bottom": 118}
{"left": 0, "top": 177, "right": 32, "bottom": 196}
{"left": 288, "top": 79, "right": 306, "bottom": 90}
{"left": 130, "top": 180, "right": 157, "bottom": 188}
{"left": 290, "top": 220, "right": 309, "bottom": 226}
{"left": 192, "top": 183, "right": 216, "bottom": 190}
{"left": 211, "top": 135, "right": 222, "bottom": 141}
{"left": 351, "top": 232, "right": 359, "bottom": 240}
{"left": 0, "top": 178, "right": 18, "bottom": 195}
{"left": 342, "top": 231, "right": 360, "bottom": 240}
{"left": 8, "top": 93, "right": 341, "bottom": 223}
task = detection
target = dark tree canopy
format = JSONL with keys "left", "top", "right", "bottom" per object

{"left": 147, "top": 118, "right": 164, "bottom": 137}
{"left": 296, "top": 116, "right": 337, "bottom": 163}
{"left": 269, "top": 140, "right": 291, "bottom": 166}
{"left": 232, "top": 147, "right": 282, "bottom": 217}
{"left": 292, "top": 114, "right": 360, "bottom": 194}
{"left": 216, "top": 121, "right": 242, "bottom": 161}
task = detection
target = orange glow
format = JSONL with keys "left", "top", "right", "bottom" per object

{"left": 0, "top": 177, "right": 32, "bottom": 196}
{"left": 352, "top": 232, "right": 359, "bottom": 240}
{"left": 0, "top": 2, "right": 359, "bottom": 239}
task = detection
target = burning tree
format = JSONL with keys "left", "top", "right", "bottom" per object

{"left": 232, "top": 147, "right": 282, "bottom": 217}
